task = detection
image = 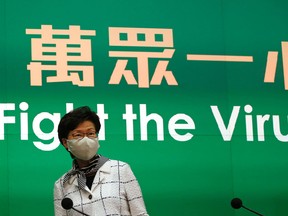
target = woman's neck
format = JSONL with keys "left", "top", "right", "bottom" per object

{"left": 76, "top": 158, "right": 91, "bottom": 168}
{"left": 75, "top": 155, "right": 98, "bottom": 168}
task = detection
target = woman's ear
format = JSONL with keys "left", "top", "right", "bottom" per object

{"left": 62, "top": 138, "right": 68, "bottom": 149}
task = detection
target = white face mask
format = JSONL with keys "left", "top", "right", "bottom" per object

{"left": 67, "top": 137, "right": 100, "bottom": 161}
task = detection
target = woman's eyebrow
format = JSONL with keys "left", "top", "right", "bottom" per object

{"left": 72, "top": 128, "right": 96, "bottom": 132}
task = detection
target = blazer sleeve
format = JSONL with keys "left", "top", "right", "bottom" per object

{"left": 53, "top": 179, "right": 67, "bottom": 216}
{"left": 122, "top": 163, "right": 149, "bottom": 216}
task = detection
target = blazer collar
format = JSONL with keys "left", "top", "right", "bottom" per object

{"left": 90, "top": 160, "right": 111, "bottom": 191}
{"left": 68, "top": 160, "right": 111, "bottom": 190}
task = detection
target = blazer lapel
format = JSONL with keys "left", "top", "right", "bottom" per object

{"left": 91, "top": 160, "right": 111, "bottom": 191}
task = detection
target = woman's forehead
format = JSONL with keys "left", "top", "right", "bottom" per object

{"left": 73, "top": 120, "right": 95, "bottom": 131}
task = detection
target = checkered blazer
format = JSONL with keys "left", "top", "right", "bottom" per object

{"left": 54, "top": 159, "right": 149, "bottom": 216}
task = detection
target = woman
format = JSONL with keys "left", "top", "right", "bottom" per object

{"left": 54, "top": 106, "right": 149, "bottom": 216}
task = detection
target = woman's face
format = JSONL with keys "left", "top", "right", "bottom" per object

{"left": 62, "top": 120, "right": 96, "bottom": 149}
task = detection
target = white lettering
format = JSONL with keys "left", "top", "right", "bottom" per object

{"left": 211, "top": 105, "right": 240, "bottom": 141}
{"left": 273, "top": 115, "right": 288, "bottom": 141}
{"left": 0, "top": 103, "right": 16, "bottom": 140}
{"left": 244, "top": 105, "right": 253, "bottom": 141}
{"left": 96, "top": 104, "right": 109, "bottom": 140}
{"left": 256, "top": 115, "right": 270, "bottom": 141}
{"left": 123, "top": 104, "right": 137, "bottom": 141}
{"left": 20, "top": 102, "right": 29, "bottom": 140}
{"left": 32, "top": 112, "right": 61, "bottom": 151}
{"left": 140, "top": 104, "right": 164, "bottom": 141}
{"left": 168, "top": 114, "right": 195, "bottom": 141}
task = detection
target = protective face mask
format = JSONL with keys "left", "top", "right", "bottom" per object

{"left": 67, "top": 136, "right": 100, "bottom": 161}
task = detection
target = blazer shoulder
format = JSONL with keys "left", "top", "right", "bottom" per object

{"left": 108, "top": 159, "right": 129, "bottom": 167}
{"left": 54, "top": 168, "right": 73, "bottom": 185}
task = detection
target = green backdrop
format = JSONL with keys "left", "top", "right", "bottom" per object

{"left": 1, "top": 0, "right": 288, "bottom": 215}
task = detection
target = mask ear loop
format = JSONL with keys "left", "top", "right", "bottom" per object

{"left": 65, "top": 139, "right": 71, "bottom": 152}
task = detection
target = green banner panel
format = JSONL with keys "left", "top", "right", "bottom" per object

{"left": 1, "top": 0, "right": 288, "bottom": 215}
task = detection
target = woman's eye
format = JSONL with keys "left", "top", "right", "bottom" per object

{"left": 73, "top": 134, "right": 82, "bottom": 138}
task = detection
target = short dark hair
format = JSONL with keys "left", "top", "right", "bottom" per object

{"left": 58, "top": 106, "right": 101, "bottom": 145}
